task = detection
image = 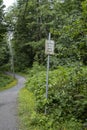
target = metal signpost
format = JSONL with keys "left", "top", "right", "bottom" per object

{"left": 45, "top": 33, "right": 55, "bottom": 114}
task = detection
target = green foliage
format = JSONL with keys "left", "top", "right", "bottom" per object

{"left": 9, "top": 0, "right": 87, "bottom": 70}
{"left": 18, "top": 88, "right": 37, "bottom": 130}
{"left": 52, "top": 0, "right": 87, "bottom": 66}
{"left": 0, "top": 72, "right": 16, "bottom": 91}
{"left": 18, "top": 65, "right": 87, "bottom": 130}
{"left": 0, "top": 0, "right": 8, "bottom": 67}
{"left": 27, "top": 62, "right": 45, "bottom": 76}
{"left": 12, "top": 0, "right": 55, "bottom": 70}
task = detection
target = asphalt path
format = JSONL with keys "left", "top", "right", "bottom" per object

{"left": 0, "top": 74, "right": 25, "bottom": 130}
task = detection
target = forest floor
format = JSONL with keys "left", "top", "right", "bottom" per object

{"left": 0, "top": 74, "right": 25, "bottom": 130}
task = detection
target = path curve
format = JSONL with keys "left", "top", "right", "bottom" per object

{"left": 0, "top": 74, "right": 25, "bottom": 130}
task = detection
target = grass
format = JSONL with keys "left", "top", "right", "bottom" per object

{"left": 0, "top": 72, "right": 17, "bottom": 91}
{"left": 18, "top": 88, "right": 39, "bottom": 130}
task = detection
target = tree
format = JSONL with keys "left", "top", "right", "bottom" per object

{"left": 0, "top": 0, "right": 8, "bottom": 67}
{"left": 50, "top": 0, "right": 87, "bottom": 67}
{"left": 12, "top": 0, "right": 55, "bottom": 70}
{"left": 10, "top": 0, "right": 87, "bottom": 70}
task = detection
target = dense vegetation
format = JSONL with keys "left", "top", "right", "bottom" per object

{"left": 0, "top": 0, "right": 15, "bottom": 90}
{"left": 0, "top": 0, "right": 87, "bottom": 70}
{"left": 0, "top": 0, "right": 9, "bottom": 67}
{"left": 10, "top": 0, "right": 87, "bottom": 70}
{"left": 0, "top": 0, "right": 87, "bottom": 129}
{"left": 15, "top": 1, "right": 87, "bottom": 128}
{"left": 19, "top": 64, "right": 87, "bottom": 130}
{"left": 0, "top": 71, "right": 17, "bottom": 91}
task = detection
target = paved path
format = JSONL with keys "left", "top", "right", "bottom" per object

{"left": 0, "top": 74, "right": 25, "bottom": 130}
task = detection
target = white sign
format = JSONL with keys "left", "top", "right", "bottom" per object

{"left": 45, "top": 40, "right": 55, "bottom": 55}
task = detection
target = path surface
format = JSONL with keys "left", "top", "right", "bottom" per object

{"left": 0, "top": 74, "right": 25, "bottom": 130}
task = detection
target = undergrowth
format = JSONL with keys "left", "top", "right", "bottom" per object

{"left": 0, "top": 72, "right": 17, "bottom": 91}
{"left": 18, "top": 64, "right": 87, "bottom": 130}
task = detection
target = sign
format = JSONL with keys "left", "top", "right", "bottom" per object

{"left": 45, "top": 40, "right": 55, "bottom": 55}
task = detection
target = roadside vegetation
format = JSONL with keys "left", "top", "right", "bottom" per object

{"left": 0, "top": 72, "right": 17, "bottom": 91}
{"left": 0, "top": 0, "right": 87, "bottom": 129}
{"left": 18, "top": 63, "right": 87, "bottom": 130}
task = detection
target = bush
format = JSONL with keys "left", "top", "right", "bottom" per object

{"left": 0, "top": 72, "right": 16, "bottom": 91}
{"left": 24, "top": 65, "right": 87, "bottom": 129}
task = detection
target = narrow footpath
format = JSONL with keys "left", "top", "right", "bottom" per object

{"left": 0, "top": 74, "right": 25, "bottom": 130}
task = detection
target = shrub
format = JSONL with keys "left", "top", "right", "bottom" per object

{"left": 25, "top": 65, "right": 87, "bottom": 129}
{"left": 0, "top": 72, "right": 16, "bottom": 91}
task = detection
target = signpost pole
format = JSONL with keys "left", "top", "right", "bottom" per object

{"left": 45, "top": 33, "right": 51, "bottom": 114}
{"left": 46, "top": 54, "right": 49, "bottom": 99}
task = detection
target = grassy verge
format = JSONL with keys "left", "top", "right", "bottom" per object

{"left": 0, "top": 72, "right": 17, "bottom": 91}
{"left": 18, "top": 88, "right": 38, "bottom": 130}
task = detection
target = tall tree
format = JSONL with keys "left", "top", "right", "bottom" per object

{"left": 13, "top": 0, "right": 55, "bottom": 69}
{"left": 11, "top": 0, "right": 87, "bottom": 70}
{"left": 0, "top": 0, "right": 8, "bottom": 67}
{"left": 50, "top": 0, "right": 87, "bottom": 66}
